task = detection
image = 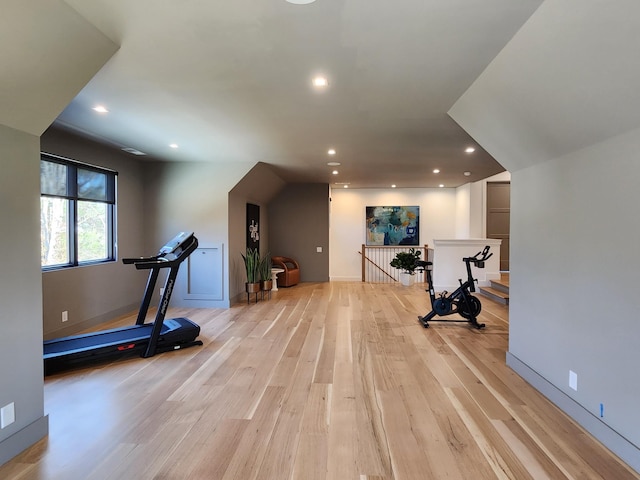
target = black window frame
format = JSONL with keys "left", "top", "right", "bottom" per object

{"left": 40, "top": 152, "right": 118, "bottom": 270}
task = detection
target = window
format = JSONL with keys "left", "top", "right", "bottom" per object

{"left": 40, "top": 153, "right": 117, "bottom": 268}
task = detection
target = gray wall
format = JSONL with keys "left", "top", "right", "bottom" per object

{"left": 0, "top": 0, "right": 119, "bottom": 464}
{"left": 40, "top": 128, "right": 147, "bottom": 338}
{"left": 0, "top": 126, "right": 48, "bottom": 464}
{"left": 39, "top": 133, "right": 293, "bottom": 322}
{"left": 449, "top": 1, "right": 640, "bottom": 471}
{"left": 229, "top": 162, "right": 287, "bottom": 301}
{"left": 268, "top": 183, "right": 330, "bottom": 283}
{"left": 509, "top": 128, "right": 640, "bottom": 462}
{"left": 151, "top": 164, "right": 330, "bottom": 302}
{"left": 143, "top": 160, "right": 256, "bottom": 308}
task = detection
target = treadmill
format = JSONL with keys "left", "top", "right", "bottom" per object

{"left": 44, "top": 232, "right": 203, "bottom": 375}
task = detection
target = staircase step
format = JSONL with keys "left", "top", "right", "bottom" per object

{"left": 489, "top": 279, "right": 510, "bottom": 295}
{"left": 479, "top": 286, "right": 509, "bottom": 306}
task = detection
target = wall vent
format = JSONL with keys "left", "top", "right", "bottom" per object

{"left": 121, "top": 147, "right": 147, "bottom": 156}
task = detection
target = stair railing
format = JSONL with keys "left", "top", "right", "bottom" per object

{"left": 358, "top": 244, "right": 430, "bottom": 283}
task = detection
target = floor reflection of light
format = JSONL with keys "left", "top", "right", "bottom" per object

{"left": 43, "top": 363, "right": 138, "bottom": 473}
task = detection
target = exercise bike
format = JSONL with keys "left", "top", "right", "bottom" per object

{"left": 417, "top": 246, "right": 492, "bottom": 329}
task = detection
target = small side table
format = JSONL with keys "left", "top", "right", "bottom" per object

{"left": 271, "top": 268, "right": 285, "bottom": 291}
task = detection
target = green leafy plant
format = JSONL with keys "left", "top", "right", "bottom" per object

{"left": 241, "top": 247, "right": 260, "bottom": 284}
{"left": 390, "top": 248, "right": 421, "bottom": 275}
{"left": 259, "top": 252, "right": 272, "bottom": 283}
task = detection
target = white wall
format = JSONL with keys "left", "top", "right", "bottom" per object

{"left": 469, "top": 180, "right": 485, "bottom": 237}
{"left": 455, "top": 184, "right": 471, "bottom": 238}
{"left": 330, "top": 187, "right": 458, "bottom": 281}
{"left": 432, "top": 238, "right": 502, "bottom": 291}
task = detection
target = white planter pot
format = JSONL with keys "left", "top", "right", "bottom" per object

{"left": 399, "top": 273, "right": 415, "bottom": 286}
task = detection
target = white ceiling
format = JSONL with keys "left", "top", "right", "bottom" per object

{"left": 44, "top": 0, "right": 544, "bottom": 187}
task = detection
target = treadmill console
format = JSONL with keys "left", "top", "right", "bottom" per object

{"left": 122, "top": 232, "right": 197, "bottom": 266}
{"left": 159, "top": 231, "right": 194, "bottom": 256}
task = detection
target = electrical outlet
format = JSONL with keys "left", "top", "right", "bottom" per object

{"left": 569, "top": 370, "right": 578, "bottom": 391}
{"left": 1, "top": 402, "right": 15, "bottom": 428}
{"left": 62, "top": 311, "right": 68, "bottom": 322}
{"left": 316, "top": 246, "right": 323, "bottom": 253}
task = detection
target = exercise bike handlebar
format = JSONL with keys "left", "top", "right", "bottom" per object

{"left": 464, "top": 245, "right": 493, "bottom": 265}
{"left": 461, "top": 246, "right": 492, "bottom": 292}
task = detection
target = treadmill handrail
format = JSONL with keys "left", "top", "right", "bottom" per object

{"left": 122, "top": 234, "right": 199, "bottom": 270}
{"left": 126, "top": 257, "right": 172, "bottom": 269}
{"left": 122, "top": 255, "right": 163, "bottom": 264}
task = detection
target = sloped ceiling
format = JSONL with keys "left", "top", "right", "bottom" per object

{"left": 0, "top": 0, "right": 118, "bottom": 136}
{"left": 450, "top": 0, "right": 640, "bottom": 172}
{"left": 39, "top": 0, "right": 543, "bottom": 188}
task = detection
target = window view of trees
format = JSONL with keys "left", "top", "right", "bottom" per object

{"left": 40, "top": 155, "right": 116, "bottom": 268}
{"left": 78, "top": 201, "right": 108, "bottom": 262}
{"left": 41, "top": 197, "right": 69, "bottom": 266}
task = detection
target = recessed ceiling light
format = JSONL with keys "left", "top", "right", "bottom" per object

{"left": 464, "top": 171, "right": 471, "bottom": 176}
{"left": 286, "top": 0, "right": 316, "bottom": 4}
{"left": 328, "top": 149, "right": 336, "bottom": 155}
{"left": 93, "top": 105, "right": 108, "bottom": 113}
{"left": 313, "top": 76, "right": 329, "bottom": 87}
{"left": 332, "top": 170, "right": 339, "bottom": 175}
{"left": 327, "top": 161, "right": 340, "bottom": 166}
{"left": 439, "top": 184, "right": 445, "bottom": 188}
{"left": 169, "top": 143, "right": 179, "bottom": 149}
{"left": 343, "top": 185, "right": 348, "bottom": 189}
{"left": 433, "top": 169, "right": 440, "bottom": 174}
{"left": 391, "top": 184, "right": 396, "bottom": 188}
{"left": 465, "top": 147, "right": 475, "bottom": 153}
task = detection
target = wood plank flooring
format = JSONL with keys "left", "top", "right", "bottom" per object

{"left": 1, "top": 282, "right": 637, "bottom": 479}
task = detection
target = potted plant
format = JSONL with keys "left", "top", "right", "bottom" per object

{"left": 241, "top": 247, "right": 261, "bottom": 295}
{"left": 390, "top": 248, "right": 421, "bottom": 286}
{"left": 259, "top": 252, "right": 273, "bottom": 297}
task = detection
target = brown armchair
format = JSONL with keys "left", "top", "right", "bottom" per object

{"left": 271, "top": 256, "right": 300, "bottom": 287}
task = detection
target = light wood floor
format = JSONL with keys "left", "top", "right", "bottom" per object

{"left": 2, "top": 282, "right": 637, "bottom": 479}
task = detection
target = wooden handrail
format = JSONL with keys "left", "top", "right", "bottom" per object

{"left": 358, "top": 247, "right": 397, "bottom": 282}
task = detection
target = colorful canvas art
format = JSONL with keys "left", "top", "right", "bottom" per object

{"left": 366, "top": 206, "right": 419, "bottom": 246}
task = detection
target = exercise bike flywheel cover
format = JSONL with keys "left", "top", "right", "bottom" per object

{"left": 433, "top": 297, "right": 452, "bottom": 315}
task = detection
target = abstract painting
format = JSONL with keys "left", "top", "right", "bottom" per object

{"left": 366, "top": 206, "right": 419, "bottom": 246}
